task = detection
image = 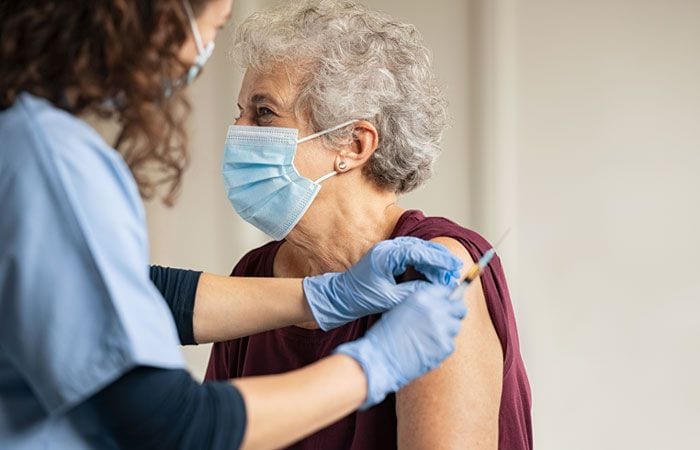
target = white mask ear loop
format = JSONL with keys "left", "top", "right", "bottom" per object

{"left": 297, "top": 119, "right": 358, "bottom": 144}
{"left": 182, "top": 0, "right": 205, "bottom": 54}
{"left": 301, "top": 119, "right": 359, "bottom": 184}
{"left": 313, "top": 171, "right": 338, "bottom": 184}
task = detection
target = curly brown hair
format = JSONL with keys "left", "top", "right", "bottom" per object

{"left": 0, "top": 0, "right": 214, "bottom": 205}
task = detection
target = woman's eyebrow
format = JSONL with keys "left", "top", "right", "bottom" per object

{"left": 250, "top": 94, "right": 281, "bottom": 108}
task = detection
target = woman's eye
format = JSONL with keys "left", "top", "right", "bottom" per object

{"left": 257, "top": 106, "right": 274, "bottom": 118}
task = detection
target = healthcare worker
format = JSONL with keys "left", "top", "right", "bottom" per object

{"left": 0, "top": 1, "right": 468, "bottom": 449}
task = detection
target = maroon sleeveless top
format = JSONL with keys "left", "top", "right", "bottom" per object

{"left": 206, "top": 210, "right": 532, "bottom": 449}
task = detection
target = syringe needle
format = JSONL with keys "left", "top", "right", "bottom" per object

{"left": 455, "top": 228, "right": 512, "bottom": 298}
{"left": 491, "top": 228, "right": 512, "bottom": 251}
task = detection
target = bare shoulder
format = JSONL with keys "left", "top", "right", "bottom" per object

{"left": 430, "top": 236, "right": 475, "bottom": 276}
{"left": 395, "top": 236, "right": 504, "bottom": 450}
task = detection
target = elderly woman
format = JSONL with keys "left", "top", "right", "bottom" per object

{"left": 207, "top": 1, "right": 532, "bottom": 449}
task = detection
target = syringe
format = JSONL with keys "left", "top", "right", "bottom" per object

{"left": 450, "top": 229, "right": 511, "bottom": 300}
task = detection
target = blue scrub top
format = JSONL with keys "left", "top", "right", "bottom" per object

{"left": 0, "top": 93, "right": 185, "bottom": 448}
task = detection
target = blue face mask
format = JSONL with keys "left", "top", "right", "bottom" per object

{"left": 222, "top": 120, "right": 357, "bottom": 240}
{"left": 182, "top": 0, "right": 215, "bottom": 86}
{"left": 168, "top": 0, "right": 215, "bottom": 94}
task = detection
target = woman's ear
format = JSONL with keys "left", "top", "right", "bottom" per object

{"left": 335, "top": 120, "right": 379, "bottom": 173}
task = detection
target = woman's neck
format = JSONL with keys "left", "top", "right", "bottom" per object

{"left": 278, "top": 188, "right": 405, "bottom": 277}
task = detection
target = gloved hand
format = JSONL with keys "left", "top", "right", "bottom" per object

{"left": 334, "top": 284, "right": 467, "bottom": 409}
{"left": 302, "top": 237, "right": 462, "bottom": 330}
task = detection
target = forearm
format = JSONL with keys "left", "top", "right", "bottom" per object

{"left": 233, "top": 354, "right": 367, "bottom": 450}
{"left": 92, "top": 367, "right": 246, "bottom": 450}
{"left": 155, "top": 237, "right": 462, "bottom": 344}
{"left": 193, "top": 273, "right": 315, "bottom": 343}
{"left": 93, "top": 356, "right": 366, "bottom": 450}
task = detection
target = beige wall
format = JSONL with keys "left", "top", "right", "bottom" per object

{"left": 145, "top": 0, "right": 700, "bottom": 448}
{"left": 513, "top": 1, "right": 700, "bottom": 448}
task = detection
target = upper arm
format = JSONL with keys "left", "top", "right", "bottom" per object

{"left": 395, "top": 237, "right": 503, "bottom": 450}
{"left": 91, "top": 367, "right": 246, "bottom": 450}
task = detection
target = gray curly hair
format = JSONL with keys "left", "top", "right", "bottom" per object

{"left": 233, "top": 0, "right": 447, "bottom": 194}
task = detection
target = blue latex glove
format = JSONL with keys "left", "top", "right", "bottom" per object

{"left": 334, "top": 284, "right": 467, "bottom": 409}
{"left": 302, "top": 237, "right": 463, "bottom": 330}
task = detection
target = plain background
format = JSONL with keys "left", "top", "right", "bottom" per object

{"left": 144, "top": 0, "right": 700, "bottom": 448}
